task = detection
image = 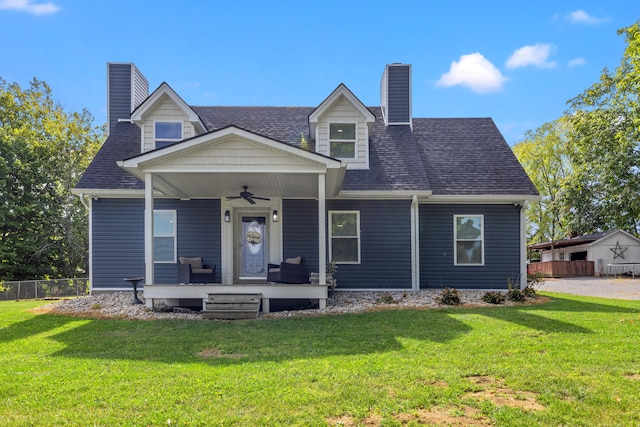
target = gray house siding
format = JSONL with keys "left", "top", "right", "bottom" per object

{"left": 327, "top": 200, "right": 412, "bottom": 289}
{"left": 107, "top": 64, "right": 133, "bottom": 134}
{"left": 155, "top": 199, "right": 221, "bottom": 284}
{"left": 387, "top": 65, "right": 411, "bottom": 124}
{"left": 92, "top": 198, "right": 221, "bottom": 289}
{"left": 419, "top": 204, "right": 521, "bottom": 289}
{"left": 282, "top": 199, "right": 319, "bottom": 273}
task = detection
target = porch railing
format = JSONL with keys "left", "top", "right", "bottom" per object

{"left": 0, "top": 278, "right": 89, "bottom": 301}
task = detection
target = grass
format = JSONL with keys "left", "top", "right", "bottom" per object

{"left": 1, "top": 293, "right": 639, "bottom": 426}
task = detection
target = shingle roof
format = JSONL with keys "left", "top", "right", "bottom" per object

{"left": 76, "top": 121, "right": 143, "bottom": 190}
{"left": 413, "top": 118, "right": 539, "bottom": 195}
{"left": 75, "top": 106, "right": 538, "bottom": 197}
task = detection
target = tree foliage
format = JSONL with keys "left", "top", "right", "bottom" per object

{"left": 516, "top": 21, "right": 640, "bottom": 243}
{"left": 0, "top": 78, "right": 104, "bottom": 281}
{"left": 566, "top": 22, "right": 640, "bottom": 235}
{"left": 513, "top": 118, "right": 572, "bottom": 244}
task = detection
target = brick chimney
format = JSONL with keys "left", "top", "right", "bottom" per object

{"left": 107, "top": 63, "right": 149, "bottom": 134}
{"left": 380, "top": 63, "right": 412, "bottom": 128}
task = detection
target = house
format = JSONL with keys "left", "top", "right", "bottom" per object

{"left": 73, "top": 62, "right": 539, "bottom": 311}
{"left": 528, "top": 229, "right": 640, "bottom": 277}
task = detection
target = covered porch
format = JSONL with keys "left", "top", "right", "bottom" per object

{"left": 118, "top": 126, "right": 346, "bottom": 309}
{"left": 143, "top": 283, "right": 329, "bottom": 313}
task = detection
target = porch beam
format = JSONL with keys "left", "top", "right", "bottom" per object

{"left": 318, "top": 174, "right": 326, "bottom": 285}
{"left": 145, "top": 173, "right": 154, "bottom": 285}
{"left": 152, "top": 175, "right": 191, "bottom": 199}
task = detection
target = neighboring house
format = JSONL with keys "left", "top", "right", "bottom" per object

{"left": 73, "top": 62, "right": 539, "bottom": 310}
{"left": 528, "top": 229, "right": 640, "bottom": 276}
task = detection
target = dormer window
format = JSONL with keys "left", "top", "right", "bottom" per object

{"left": 155, "top": 121, "right": 182, "bottom": 149}
{"left": 329, "top": 123, "right": 356, "bottom": 158}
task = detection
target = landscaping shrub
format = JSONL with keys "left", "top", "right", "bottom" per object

{"left": 507, "top": 278, "right": 526, "bottom": 302}
{"left": 507, "top": 288, "right": 526, "bottom": 302}
{"left": 375, "top": 293, "right": 396, "bottom": 304}
{"left": 482, "top": 291, "right": 506, "bottom": 304}
{"left": 439, "top": 287, "right": 461, "bottom": 305}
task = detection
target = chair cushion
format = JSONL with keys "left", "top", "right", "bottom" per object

{"left": 192, "top": 268, "right": 212, "bottom": 274}
{"left": 179, "top": 257, "right": 203, "bottom": 270}
{"left": 285, "top": 256, "right": 302, "bottom": 265}
{"left": 269, "top": 267, "right": 281, "bottom": 273}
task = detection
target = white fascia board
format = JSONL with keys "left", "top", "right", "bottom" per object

{"left": 336, "top": 190, "right": 432, "bottom": 200}
{"left": 424, "top": 194, "right": 542, "bottom": 204}
{"left": 70, "top": 188, "right": 145, "bottom": 198}
{"left": 120, "top": 126, "right": 342, "bottom": 170}
{"left": 70, "top": 188, "right": 179, "bottom": 199}
{"left": 130, "top": 82, "right": 205, "bottom": 130}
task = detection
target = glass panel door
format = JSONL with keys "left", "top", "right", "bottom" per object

{"left": 239, "top": 216, "right": 267, "bottom": 279}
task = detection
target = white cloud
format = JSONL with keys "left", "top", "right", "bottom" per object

{"left": 436, "top": 53, "right": 507, "bottom": 94}
{"left": 506, "top": 43, "right": 556, "bottom": 69}
{"left": 567, "top": 10, "right": 607, "bottom": 24}
{"left": 568, "top": 58, "right": 586, "bottom": 67}
{"left": 0, "top": 0, "right": 60, "bottom": 14}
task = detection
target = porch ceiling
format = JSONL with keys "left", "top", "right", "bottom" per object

{"left": 152, "top": 172, "right": 323, "bottom": 199}
{"left": 119, "top": 126, "right": 346, "bottom": 199}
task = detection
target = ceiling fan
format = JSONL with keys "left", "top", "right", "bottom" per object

{"left": 226, "top": 185, "right": 270, "bottom": 205}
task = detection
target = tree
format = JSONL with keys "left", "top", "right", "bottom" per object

{"left": 0, "top": 78, "right": 104, "bottom": 281}
{"left": 513, "top": 118, "right": 572, "bottom": 244}
{"left": 566, "top": 21, "right": 640, "bottom": 235}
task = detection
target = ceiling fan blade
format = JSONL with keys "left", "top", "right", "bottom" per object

{"left": 226, "top": 196, "right": 242, "bottom": 200}
{"left": 247, "top": 198, "right": 256, "bottom": 205}
{"left": 251, "top": 196, "right": 271, "bottom": 201}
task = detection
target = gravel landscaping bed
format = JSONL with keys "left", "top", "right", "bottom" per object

{"left": 36, "top": 288, "right": 536, "bottom": 320}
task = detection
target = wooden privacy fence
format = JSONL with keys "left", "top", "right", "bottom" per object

{"left": 527, "top": 261, "right": 594, "bottom": 278}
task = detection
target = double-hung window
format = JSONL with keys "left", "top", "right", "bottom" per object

{"left": 454, "top": 215, "right": 484, "bottom": 265}
{"left": 329, "top": 123, "right": 356, "bottom": 158}
{"left": 154, "top": 210, "right": 176, "bottom": 263}
{"left": 329, "top": 211, "right": 360, "bottom": 263}
{"left": 155, "top": 122, "right": 182, "bottom": 149}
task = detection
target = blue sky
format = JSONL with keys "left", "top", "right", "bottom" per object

{"left": 1, "top": 0, "right": 638, "bottom": 144}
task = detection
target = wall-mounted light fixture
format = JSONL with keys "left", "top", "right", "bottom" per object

{"left": 272, "top": 210, "right": 278, "bottom": 222}
{"left": 224, "top": 210, "right": 230, "bottom": 222}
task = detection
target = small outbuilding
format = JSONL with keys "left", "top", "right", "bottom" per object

{"left": 528, "top": 229, "right": 640, "bottom": 277}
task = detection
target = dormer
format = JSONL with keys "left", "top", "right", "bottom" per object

{"left": 130, "top": 82, "right": 207, "bottom": 152}
{"left": 309, "top": 84, "right": 375, "bottom": 169}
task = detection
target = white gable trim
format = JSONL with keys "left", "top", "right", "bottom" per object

{"left": 130, "top": 82, "right": 206, "bottom": 133}
{"left": 308, "top": 84, "right": 375, "bottom": 137}
{"left": 120, "top": 126, "right": 343, "bottom": 170}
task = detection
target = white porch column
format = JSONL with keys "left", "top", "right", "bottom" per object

{"left": 145, "top": 173, "right": 154, "bottom": 285}
{"left": 318, "top": 173, "right": 326, "bottom": 286}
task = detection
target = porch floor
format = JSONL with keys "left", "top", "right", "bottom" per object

{"left": 142, "top": 283, "right": 328, "bottom": 313}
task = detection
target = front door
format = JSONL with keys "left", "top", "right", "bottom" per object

{"left": 236, "top": 215, "right": 268, "bottom": 281}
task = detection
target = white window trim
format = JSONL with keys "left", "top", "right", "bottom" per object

{"left": 154, "top": 121, "right": 183, "bottom": 149}
{"left": 154, "top": 209, "right": 177, "bottom": 263}
{"left": 328, "top": 122, "right": 357, "bottom": 160}
{"left": 453, "top": 214, "right": 485, "bottom": 266}
{"left": 329, "top": 210, "right": 361, "bottom": 264}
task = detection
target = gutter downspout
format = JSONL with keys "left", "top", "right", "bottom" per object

{"left": 520, "top": 201, "right": 529, "bottom": 289}
{"left": 411, "top": 195, "right": 420, "bottom": 291}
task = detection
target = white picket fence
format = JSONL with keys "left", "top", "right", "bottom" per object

{"left": 0, "top": 278, "right": 89, "bottom": 301}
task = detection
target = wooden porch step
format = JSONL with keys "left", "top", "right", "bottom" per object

{"left": 202, "top": 293, "right": 261, "bottom": 320}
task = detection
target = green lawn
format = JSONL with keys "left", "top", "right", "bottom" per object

{"left": 1, "top": 293, "right": 639, "bottom": 426}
